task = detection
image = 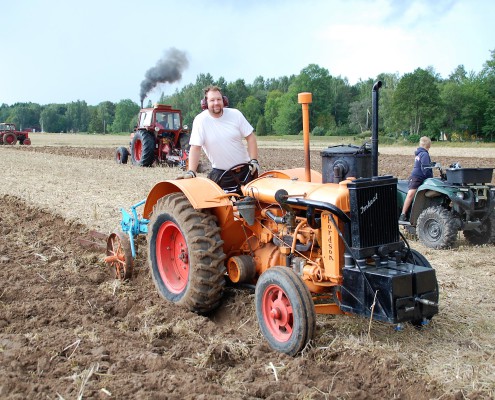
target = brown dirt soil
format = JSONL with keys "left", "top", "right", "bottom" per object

{"left": 1, "top": 140, "right": 494, "bottom": 399}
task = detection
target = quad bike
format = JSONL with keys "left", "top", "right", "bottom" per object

{"left": 115, "top": 104, "right": 190, "bottom": 169}
{"left": 101, "top": 85, "right": 439, "bottom": 356}
{"left": 398, "top": 163, "right": 495, "bottom": 249}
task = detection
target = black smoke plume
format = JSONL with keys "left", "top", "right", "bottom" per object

{"left": 140, "top": 48, "right": 189, "bottom": 104}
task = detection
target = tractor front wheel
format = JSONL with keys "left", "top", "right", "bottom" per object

{"left": 463, "top": 211, "right": 495, "bottom": 245}
{"left": 115, "top": 146, "right": 129, "bottom": 164}
{"left": 131, "top": 130, "right": 155, "bottom": 166}
{"left": 255, "top": 266, "right": 316, "bottom": 356}
{"left": 148, "top": 193, "right": 226, "bottom": 313}
{"left": 417, "top": 206, "right": 458, "bottom": 249}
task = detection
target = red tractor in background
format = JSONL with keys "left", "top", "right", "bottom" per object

{"left": 0, "top": 123, "right": 31, "bottom": 145}
{"left": 115, "top": 104, "right": 190, "bottom": 168}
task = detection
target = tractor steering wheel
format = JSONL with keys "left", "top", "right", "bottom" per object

{"left": 216, "top": 163, "right": 254, "bottom": 194}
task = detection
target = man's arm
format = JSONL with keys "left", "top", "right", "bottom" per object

{"left": 188, "top": 145, "right": 202, "bottom": 172}
{"left": 245, "top": 132, "right": 258, "bottom": 160}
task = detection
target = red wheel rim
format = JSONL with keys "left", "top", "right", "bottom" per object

{"left": 262, "top": 284, "right": 293, "bottom": 342}
{"left": 135, "top": 140, "right": 142, "bottom": 161}
{"left": 156, "top": 221, "right": 189, "bottom": 293}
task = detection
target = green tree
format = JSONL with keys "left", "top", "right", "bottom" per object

{"left": 256, "top": 116, "right": 267, "bottom": 136}
{"left": 225, "top": 79, "right": 249, "bottom": 108}
{"left": 238, "top": 95, "right": 262, "bottom": 127}
{"left": 66, "top": 100, "right": 90, "bottom": 132}
{"left": 264, "top": 90, "right": 283, "bottom": 134}
{"left": 40, "top": 104, "right": 67, "bottom": 132}
{"left": 111, "top": 99, "right": 139, "bottom": 133}
{"left": 7, "top": 102, "right": 41, "bottom": 130}
{"left": 391, "top": 68, "right": 441, "bottom": 138}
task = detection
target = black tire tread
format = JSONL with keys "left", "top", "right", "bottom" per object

{"left": 463, "top": 211, "right": 495, "bottom": 245}
{"left": 417, "top": 205, "right": 458, "bottom": 249}
{"left": 148, "top": 193, "right": 226, "bottom": 313}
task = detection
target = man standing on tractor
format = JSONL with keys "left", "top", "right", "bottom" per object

{"left": 399, "top": 136, "right": 433, "bottom": 222}
{"left": 177, "top": 85, "right": 260, "bottom": 189}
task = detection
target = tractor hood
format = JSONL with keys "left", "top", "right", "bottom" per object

{"left": 243, "top": 176, "right": 351, "bottom": 212}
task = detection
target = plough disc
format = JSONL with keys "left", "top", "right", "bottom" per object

{"left": 104, "top": 230, "right": 133, "bottom": 280}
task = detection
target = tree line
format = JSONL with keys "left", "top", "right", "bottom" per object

{"left": 2, "top": 49, "right": 494, "bottom": 142}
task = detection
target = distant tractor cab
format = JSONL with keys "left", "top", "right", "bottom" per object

{"left": 0, "top": 123, "right": 31, "bottom": 145}
{"left": 115, "top": 104, "right": 190, "bottom": 168}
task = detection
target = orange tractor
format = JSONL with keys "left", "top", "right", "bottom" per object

{"left": 105, "top": 84, "right": 439, "bottom": 355}
{"left": 115, "top": 104, "right": 190, "bottom": 168}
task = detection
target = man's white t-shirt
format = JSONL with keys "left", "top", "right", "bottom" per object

{"left": 190, "top": 108, "right": 254, "bottom": 170}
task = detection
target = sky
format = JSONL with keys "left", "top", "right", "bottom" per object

{"left": 1, "top": 0, "right": 494, "bottom": 106}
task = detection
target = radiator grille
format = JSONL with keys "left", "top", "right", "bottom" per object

{"left": 347, "top": 176, "right": 400, "bottom": 257}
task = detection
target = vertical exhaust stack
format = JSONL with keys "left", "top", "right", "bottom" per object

{"left": 371, "top": 81, "right": 382, "bottom": 177}
{"left": 298, "top": 92, "right": 313, "bottom": 182}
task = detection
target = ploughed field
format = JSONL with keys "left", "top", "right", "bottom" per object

{"left": 1, "top": 134, "right": 494, "bottom": 399}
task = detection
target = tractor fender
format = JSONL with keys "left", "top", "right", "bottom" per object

{"left": 143, "top": 177, "right": 232, "bottom": 219}
{"left": 409, "top": 178, "right": 453, "bottom": 224}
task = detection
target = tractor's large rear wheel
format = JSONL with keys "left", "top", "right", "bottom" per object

{"left": 255, "top": 266, "right": 316, "bottom": 356}
{"left": 417, "top": 206, "right": 458, "bottom": 249}
{"left": 131, "top": 130, "right": 155, "bottom": 167}
{"left": 3, "top": 132, "right": 17, "bottom": 145}
{"left": 148, "top": 193, "right": 226, "bottom": 313}
{"left": 463, "top": 211, "right": 495, "bottom": 245}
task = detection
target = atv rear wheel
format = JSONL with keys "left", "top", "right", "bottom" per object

{"left": 104, "top": 230, "right": 133, "bottom": 280}
{"left": 463, "top": 211, "right": 495, "bottom": 245}
{"left": 417, "top": 206, "right": 458, "bottom": 249}
{"left": 3, "top": 132, "right": 17, "bottom": 145}
{"left": 148, "top": 193, "right": 226, "bottom": 313}
{"left": 131, "top": 130, "right": 155, "bottom": 166}
{"left": 115, "top": 146, "right": 129, "bottom": 164}
{"left": 255, "top": 266, "right": 316, "bottom": 356}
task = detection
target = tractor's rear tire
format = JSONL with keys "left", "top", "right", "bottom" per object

{"left": 3, "top": 132, "right": 17, "bottom": 145}
{"left": 463, "top": 211, "right": 495, "bottom": 245}
{"left": 417, "top": 206, "right": 458, "bottom": 249}
{"left": 115, "top": 146, "right": 129, "bottom": 164}
{"left": 131, "top": 130, "right": 155, "bottom": 167}
{"left": 148, "top": 193, "right": 226, "bottom": 313}
{"left": 255, "top": 266, "right": 316, "bottom": 356}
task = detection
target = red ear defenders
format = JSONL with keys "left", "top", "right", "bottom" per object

{"left": 201, "top": 95, "right": 229, "bottom": 110}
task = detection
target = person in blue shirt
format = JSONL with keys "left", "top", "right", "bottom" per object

{"left": 399, "top": 136, "right": 433, "bottom": 222}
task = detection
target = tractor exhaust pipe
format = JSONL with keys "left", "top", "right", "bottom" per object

{"left": 298, "top": 92, "right": 313, "bottom": 182}
{"left": 371, "top": 81, "right": 382, "bottom": 177}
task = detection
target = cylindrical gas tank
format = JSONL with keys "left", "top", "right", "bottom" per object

{"left": 321, "top": 144, "right": 372, "bottom": 183}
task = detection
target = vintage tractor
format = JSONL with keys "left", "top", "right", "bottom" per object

{"left": 104, "top": 84, "right": 439, "bottom": 355}
{"left": 0, "top": 123, "right": 31, "bottom": 145}
{"left": 115, "top": 104, "right": 190, "bottom": 168}
{"left": 398, "top": 163, "right": 495, "bottom": 249}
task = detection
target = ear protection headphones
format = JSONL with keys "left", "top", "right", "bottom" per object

{"left": 201, "top": 94, "right": 229, "bottom": 110}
